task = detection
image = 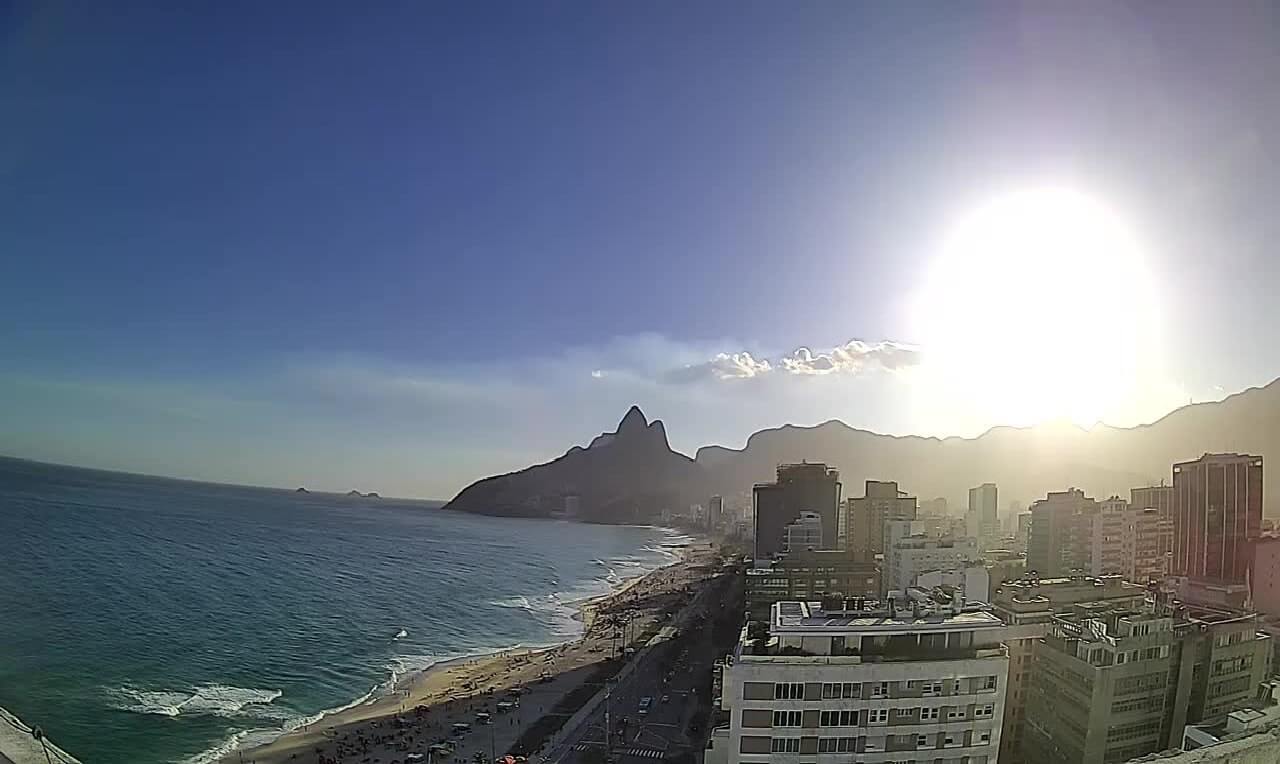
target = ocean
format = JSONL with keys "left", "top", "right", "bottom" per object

{"left": 0, "top": 457, "right": 690, "bottom": 764}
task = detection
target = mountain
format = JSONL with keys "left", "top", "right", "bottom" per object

{"left": 444, "top": 379, "right": 1280, "bottom": 521}
{"left": 444, "top": 406, "right": 706, "bottom": 522}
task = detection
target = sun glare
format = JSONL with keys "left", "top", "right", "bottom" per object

{"left": 910, "top": 187, "right": 1163, "bottom": 432}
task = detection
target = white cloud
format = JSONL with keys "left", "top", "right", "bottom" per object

{"left": 661, "top": 351, "right": 772, "bottom": 383}
{"left": 780, "top": 340, "right": 922, "bottom": 376}
{"left": 664, "top": 339, "right": 920, "bottom": 382}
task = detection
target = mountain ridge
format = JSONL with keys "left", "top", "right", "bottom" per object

{"left": 444, "top": 377, "right": 1280, "bottom": 521}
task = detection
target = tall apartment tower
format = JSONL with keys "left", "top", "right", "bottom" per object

{"left": 1027, "top": 489, "right": 1098, "bottom": 577}
{"left": 846, "top": 480, "right": 918, "bottom": 562}
{"left": 967, "top": 482, "right": 999, "bottom": 547}
{"left": 708, "top": 495, "right": 724, "bottom": 531}
{"left": 1022, "top": 603, "right": 1271, "bottom": 764}
{"left": 991, "top": 575, "right": 1149, "bottom": 762}
{"left": 719, "top": 596, "right": 1009, "bottom": 764}
{"left": 1172, "top": 453, "right": 1263, "bottom": 583}
{"left": 1089, "top": 496, "right": 1131, "bottom": 577}
{"left": 753, "top": 463, "right": 842, "bottom": 562}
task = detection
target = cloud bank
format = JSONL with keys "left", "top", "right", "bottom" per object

{"left": 665, "top": 339, "right": 920, "bottom": 383}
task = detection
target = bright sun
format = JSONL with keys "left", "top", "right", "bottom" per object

{"left": 910, "top": 187, "right": 1164, "bottom": 432}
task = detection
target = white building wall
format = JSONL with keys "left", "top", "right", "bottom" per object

{"left": 722, "top": 654, "right": 1009, "bottom": 764}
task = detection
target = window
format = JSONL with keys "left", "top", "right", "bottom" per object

{"left": 872, "top": 681, "right": 889, "bottom": 698}
{"left": 821, "top": 682, "right": 858, "bottom": 699}
{"left": 916, "top": 734, "right": 930, "bottom": 748}
{"left": 947, "top": 707, "right": 965, "bottom": 720}
{"left": 863, "top": 737, "right": 882, "bottom": 752}
{"left": 922, "top": 681, "right": 943, "bottom": 696}
{"left": 977, "top": 730, "right": 991, "bottom": 745}
{"left": 981, "top": 675, "right": 997, "bottom": 691}
{"left": 775, "top": 682, "right": 804, "bottom": 700}
{"left": 819, "top": 710, "right": 858, "bottom": 726}
{"left": 1116, "top": 652, "right": 1127, "bottom": 665}
{"left": 974, "top": 704, "right": 994, "bottom": 719}
{"left": 817, "top": 737, "right": 856, "bottom": 753}
{"left": 894, "top": 707, "right": 915, "bottom": 718}
{"left": 773, "top": 710, "right": 802, "bottom": 727}
{"left": 905, "top": 680, "right": 918, "bottom": 689}
{"left": 770, "top": 738, "right": 801, "bottom": 753}
{"left": 921, "top": 707, "right": 940, "bottom": 721}
{"left": 943, "top": 734, "right": 959, "bottom": 748}
{"left": 867, "top": 708, "right": 889, "bottom": 724}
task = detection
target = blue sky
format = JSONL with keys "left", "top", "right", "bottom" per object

{"left": 4, "top": 1, "right": 1280, "bottom": 498}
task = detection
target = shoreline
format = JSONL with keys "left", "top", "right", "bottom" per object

{"left": 218, "top": 538, "right": 709, "bottom": 764}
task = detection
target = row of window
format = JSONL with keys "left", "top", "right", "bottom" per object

{"left": 766, "top": 731, "right": 992, "bottom": 754}
{"left": 777, "top": 678, "right": 997, "bottom": 701}
{"left": 763, "top": 704, "right": 995, "bottom": 727}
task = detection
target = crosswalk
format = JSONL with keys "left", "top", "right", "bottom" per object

{"left": 570, "top": 744, "right": 665, "bottom": 759}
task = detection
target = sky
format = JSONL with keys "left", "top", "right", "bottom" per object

{"left": 4, "top": 1, "right": 1280, "bottom": 498}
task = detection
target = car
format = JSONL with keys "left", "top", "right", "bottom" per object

{"left": 638, "top": 696, "right": 652, "bottom": 714}
{"left": 407, "top": 754, "right": 427, "bottom": 763}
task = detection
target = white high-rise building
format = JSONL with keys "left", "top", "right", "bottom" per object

{"left": 715, "top": 596, "right": 1009, "bottom": 764}
{"left": 884, "top": 520, "right": 981, "bottom": 597}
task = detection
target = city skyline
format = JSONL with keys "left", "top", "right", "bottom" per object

{"left": 7, "top": 3, "right": 1280, "bottom": 498}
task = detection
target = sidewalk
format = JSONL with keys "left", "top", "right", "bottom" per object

{"left": 0, "top": 707, "right": 80, "bottom": 764}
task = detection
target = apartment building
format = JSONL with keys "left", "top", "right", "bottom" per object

{"left": 847, "top": 480, "right": 918, "bottom": 563}
{"left": 883, "top": 521, "right": 981, "bottom": 596}
{"left": 990, "top": 576, "right": 1148, "bottom": 762}
{"left": 1172, "top": 453, "right": 1263, "bottom": 584}
{"left": 1130, "top": 507, "right": 1174, "bottom": 584}
{"left": 1027, "top": 489, "right": 1098, "bottom": 577}
{"left": 754, "top": 463, "right": 842, "bottom": 561}
{"left": 1022, "top": 600, "right": 1272, "bottom": 764}
{"left": 1089, "top": 497, "right": 1131, "bottom": 577}
{"left": 746, "top": 551, "right": 880, "bottom": 619}
{"left": 719, "top": 594, "right": 1009, "bottom": 764}
{"left": 784, "top": 511, "right": 824, "bottom": 553}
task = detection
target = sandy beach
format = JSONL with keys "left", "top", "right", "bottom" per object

{"left": 222, "top": 542, "right": 719, "bottom": 764}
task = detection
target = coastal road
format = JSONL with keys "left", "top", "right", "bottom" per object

{"left": 549, "top": 570, "right": 735, "bottom": 764}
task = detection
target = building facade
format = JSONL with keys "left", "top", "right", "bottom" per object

{"left": 990, "top": 576, "right": 1148, "bottom": 762}
{"left": 1022, "top": 600, "right": 1272, "bottom": 764}
{"left": 1172, "top": 453, "right": 1263, "bottom": 584}
{"left": 968, "top": 483, "right": 999, "bottom": 549}
{"left": 753, "top": 463, "right": 842, "bottom": 561}
{"left": 883, "top": 521, "right": 981, "bottom": 597}
{"left": 1252, "top": 537, "right": 1280, "bottom": 618}
{"left": 784, "top": 511, "right": 824, "bottom": 553}
{"left": 745, "top": 552, "right": 880, "bottom": 619}
{"left": 721, "top": 596, "right": 1009, "bottom": 764}
{"left": 1027, "top": 489, "right": 1098, "bottom": 577}
{"left": 709, "top": 495, "right": 724, "bottom": 531}
{"left": 1089, "top": 496, "right": 1132, "bottom": 577}
{"left": 846, "top": 480, "right": 918, "bottom": 563}
{"left": 1131, "top": 484, "right": 1174, "bottom": 521}
{"left": 1130, "top": 507, "right": 1174, "bottom": 584}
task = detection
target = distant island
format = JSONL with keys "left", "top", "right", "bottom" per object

{"left": 295, "top": 487, "right": 309, "bottom": 493}
{"left": 444, "top": 379, "right": 1280, "bottom": 524}
{"left": 346, "top": 490, "right": 381, "bottom": 499}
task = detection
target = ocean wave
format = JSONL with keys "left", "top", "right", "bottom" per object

{"left": 489, "top": 595, "right": 535, "bottom": 611}
{"left": 110, "top": 684, "right": 283, "bottom": 718}
{"left": 181, "top": 727, "right": 257, "bottom": 764}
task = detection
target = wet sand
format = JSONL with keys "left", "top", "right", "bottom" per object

{"left": 223, "top": 544, "right": 716, "bottom": 764}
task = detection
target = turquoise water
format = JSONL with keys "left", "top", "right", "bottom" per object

{"left": 0, "top": 457, "right": 687, "bottom": 764}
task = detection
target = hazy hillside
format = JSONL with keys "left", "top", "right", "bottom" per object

{"left": 446, "top": 378, "right": 1280, "bottom": 520}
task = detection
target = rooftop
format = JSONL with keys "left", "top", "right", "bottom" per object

{"left": 771, "top": 593, "right": 1004, "bottom": 636}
